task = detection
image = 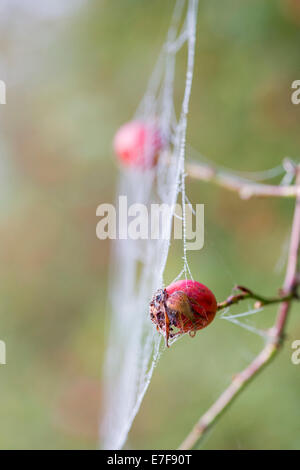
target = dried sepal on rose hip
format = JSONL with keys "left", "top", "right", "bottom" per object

{"left": 150, "top": 280, "right": 217, "bottom": 347}
{"left": 113, "top": 120, "right": 163, "bottom": 169}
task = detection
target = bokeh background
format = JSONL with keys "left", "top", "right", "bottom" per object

{"left": 0, "top": 0, "right": 300, "bottom": 450}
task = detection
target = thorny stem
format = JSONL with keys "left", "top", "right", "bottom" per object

{"left": 178, "top": 165, "right": 300, "bottom": 450}
{"left": 185, "top": 160, "right": 300, "bottom": 199}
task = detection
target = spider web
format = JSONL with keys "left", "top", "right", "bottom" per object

{"left": 101, "top": 0, "right": 199, "bottom": 450}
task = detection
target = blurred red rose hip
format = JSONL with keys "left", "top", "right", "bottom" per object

{"left": 113, "top": 120, "right": 163, "bottom": 168}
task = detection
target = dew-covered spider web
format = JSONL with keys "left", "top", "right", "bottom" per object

{"left": 101, "top": 0, "right": 199, "bottom": 450}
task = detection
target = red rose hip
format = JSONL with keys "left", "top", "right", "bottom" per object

{"left": 150, "top": 280, "right": 217, "bottom": 347}
{"left": 113, "top": 120, "right": 163, "bottom": 169}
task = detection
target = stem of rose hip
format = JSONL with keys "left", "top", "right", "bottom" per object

{"left": 217, "top": 285, "right": 297, "bottom": 311}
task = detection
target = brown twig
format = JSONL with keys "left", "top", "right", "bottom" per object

{"left": 178, "top": 165, "right": 300, "bottom": 450}
{"left": 186, "top": 161, "right": 299, "bottom": 199}
{"left": 217, "top": 285, "right": 297, "bottom": 311}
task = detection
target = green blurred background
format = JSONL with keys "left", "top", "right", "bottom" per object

{"left": 0, "top": 0, "right": 300, "bottom": 450}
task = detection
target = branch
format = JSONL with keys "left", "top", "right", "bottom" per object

{"left": 178, "top": 165, "right": 300, "bottom": 450}
{"left": 217, "top": 285, "right": 297, "bottom": 311}
{"left": 185, "top": 161, "right": 299, "bottom": 199}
